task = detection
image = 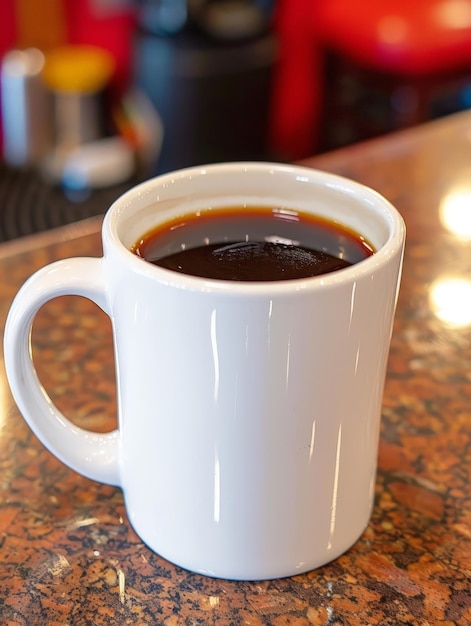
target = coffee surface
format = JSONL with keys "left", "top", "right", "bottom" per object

{"left": 131, "top": 207, "right": 374, "bottom": 281}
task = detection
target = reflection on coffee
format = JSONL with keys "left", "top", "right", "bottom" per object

{"left": 131, "top": 207, "right": 375, "bottom": 281}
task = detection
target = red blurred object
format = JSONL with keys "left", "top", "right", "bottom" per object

{"left": 0, "top": 0, "right": 17, "bottom": 152}
{"left": 0, "top": 1, "right": 18, "bottom": 54}
{"left": 315, "top": 0, "right": 471, "bottom": 76}
{"left": 269, "top": 0, "right": 321, "bottom": 161}
{"left": 63, "top": 0, "right": 137, "bottom": 96}
{"left": 270, "top": 0, "right": 471, "bottom": 159}
{"left": 1, "top": 0, "right": 135, "bottom": 92}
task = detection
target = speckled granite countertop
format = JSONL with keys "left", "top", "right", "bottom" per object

{"left": 1, "top": 112, "right": 470, "bottom": 625}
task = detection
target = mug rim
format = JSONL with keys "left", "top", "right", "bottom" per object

{"left": 104, "top": 161, "right": 405, "bottom": 294}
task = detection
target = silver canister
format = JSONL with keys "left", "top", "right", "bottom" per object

{"left": 1, "top": 48, "right": 51, "bottom": 166}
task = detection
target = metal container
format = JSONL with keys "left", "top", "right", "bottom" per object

{"left": 1, "top": 48, "right": 51, "bottom": 166}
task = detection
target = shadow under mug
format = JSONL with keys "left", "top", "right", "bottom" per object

{"left": 4, "top": 162, "right": 405, "bottom": 580}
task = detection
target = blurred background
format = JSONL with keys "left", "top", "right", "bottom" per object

{"left": 1, "top": 0, "right": 471, "bottom": 241}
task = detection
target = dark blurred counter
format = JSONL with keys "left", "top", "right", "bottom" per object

{"left": 0, "top": 162, "right": 133, "bottom": 242}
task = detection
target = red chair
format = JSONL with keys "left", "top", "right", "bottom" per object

{"left": 270, "top": 0, "right": 471, "bottom": 159}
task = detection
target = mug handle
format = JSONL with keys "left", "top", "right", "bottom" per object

{"left": 4, "top": 257, "right": 120, "bottom": 486}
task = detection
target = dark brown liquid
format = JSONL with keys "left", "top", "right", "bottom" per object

{"left": 131, "top": 207, "right": 375, "bottom": 281}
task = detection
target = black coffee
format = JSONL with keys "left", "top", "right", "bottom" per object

{"left": 131, "top": 207, "right": 374, "bottom": 281}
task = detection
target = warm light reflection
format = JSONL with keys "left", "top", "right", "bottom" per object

{"left": 430, "top": 277, "right": 471, "bottom": 327}
{"left": 0, "top": 364, "right": 10, "bottom": 433}
{"left": 439, "top": 188, "right": 471, "bottom": 239}
{"left": 433, "top": 0, "right": 471, "bottom": 29}
{"left": 377, "top": 16, "right": 408, "bottom": 45}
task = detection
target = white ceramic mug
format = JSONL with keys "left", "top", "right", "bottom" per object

{"left": 4, "top": 162, "right": 405, "bottom": 580}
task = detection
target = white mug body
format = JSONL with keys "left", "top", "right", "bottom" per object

{"left": 4, "top": 162, "right": 405, "bottom": 580}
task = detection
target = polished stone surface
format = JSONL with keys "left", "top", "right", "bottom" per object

{"left": 1, "top": 112, "right": 470, "bottom": 624}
